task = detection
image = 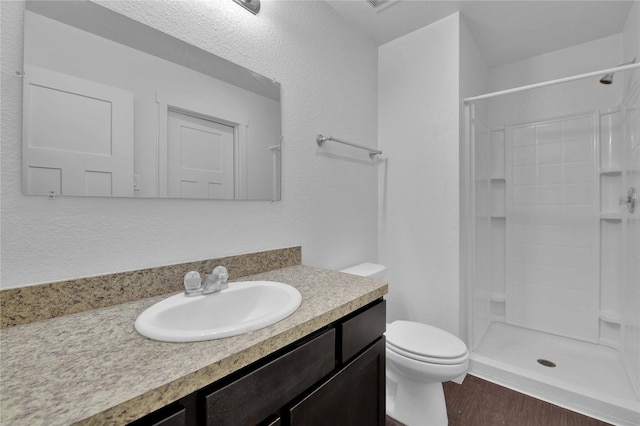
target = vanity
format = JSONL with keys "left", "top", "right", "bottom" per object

{"left": 132, "top": 298, "right": 386, "bottom": 426}
{"left": 0, "top": 251, "right": 388, "bottom": 425}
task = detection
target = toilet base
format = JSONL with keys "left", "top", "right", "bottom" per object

{"left": 384, "top": 321, "right": 469, "bottom": 426}
{"left": 386, "top": 380, "right": 448, "bottom": 426}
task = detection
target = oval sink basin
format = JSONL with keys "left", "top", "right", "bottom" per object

{"left": 135, "top": 281, "right": 302, "bottom": 342}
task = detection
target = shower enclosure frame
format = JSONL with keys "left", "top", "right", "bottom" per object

{"left": 461, "top": 61, "right": 640, "bottom": 425}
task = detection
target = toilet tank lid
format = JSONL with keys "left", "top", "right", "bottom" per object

{"left": 340, "top": 263, "right": 386, "bottom": 278}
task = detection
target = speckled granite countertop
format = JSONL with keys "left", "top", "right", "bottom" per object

{"left": 0, "top": 265, "right": 387, "bottom": 425}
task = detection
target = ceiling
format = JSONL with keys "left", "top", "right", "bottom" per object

{"left": 324, "top": 0, "right": 635, "bottom": 67}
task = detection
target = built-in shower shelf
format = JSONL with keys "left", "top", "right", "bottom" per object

{"left": 599, "top": 310, "right": 621, "bottom": 324}
{"left": 490, "top": 292, "right": 506, "bottom": 303}
{"left": 491, "top": 215, "right": 506, "bottom": 219}
{"left": 490, "top": 176, "right": 506, "bottom": 181}
{"left": 600, "top": 212, "right": 622, "bottom": 221}
{"left": 599, "top": 167, "right": 622, "bottom": 176}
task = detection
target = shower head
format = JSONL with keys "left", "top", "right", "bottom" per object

{"left": 600, "top": 57, "right": 636, "bottom": 84}
{"left": 599, "top": 73, "right": 614, "bottom": 85}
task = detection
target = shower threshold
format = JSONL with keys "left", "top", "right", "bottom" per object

{"left": 470, "top": 322, "right": 639, "bottom": 426}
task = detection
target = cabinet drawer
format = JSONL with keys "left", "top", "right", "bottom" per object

{"left": 340, "top": 300, "right": 386, "bottom": 363}
{"left": 204, "top": 329, "right": 336, "bottom": 425}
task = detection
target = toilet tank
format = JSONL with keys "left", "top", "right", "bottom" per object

{"left": 340, "top": 263, "right": 386, "bottom": 279}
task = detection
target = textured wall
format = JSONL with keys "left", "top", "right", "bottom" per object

{"left": 378, "top": 13, "right": 461, "bottom": 335}
{"left": 0, "top": 0, "right": 379, "bottom": 288}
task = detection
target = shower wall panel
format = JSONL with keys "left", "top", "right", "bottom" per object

{"left": 471, "top": 107, "right": 492, "bottom": 350}
{"left": 505, "top": 114, "right": 599, "bottom": 342}
{"left": 489, "top": 129, "right": 507, "bottom": 320}
{"left": 621, "top": 77, "right": 640, "bottom": 398}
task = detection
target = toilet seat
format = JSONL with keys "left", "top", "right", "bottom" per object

{"left": 386, "top": 320, "right": 469, "bottom": 365}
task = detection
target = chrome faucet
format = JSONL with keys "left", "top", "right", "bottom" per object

{"left": 203, "top": 266, "right": 229, "bottom": 294}
{"left": 183, "top": 266, "right": 229, "bottom": 296}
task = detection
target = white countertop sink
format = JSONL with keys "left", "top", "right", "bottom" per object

{"left": 135, "top": 281, "right": 302, "bottom": 342}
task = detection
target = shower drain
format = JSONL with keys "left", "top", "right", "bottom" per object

{"left": 537, "top": 359, "right": 556, "bottom": 368}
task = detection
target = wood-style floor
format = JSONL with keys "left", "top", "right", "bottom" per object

{"left": 386, "top": 375, "right": 612, "bottom": 426}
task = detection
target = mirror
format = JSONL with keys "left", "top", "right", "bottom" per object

{"left": 22, "top": 0, "right": 281, "bottom": 200}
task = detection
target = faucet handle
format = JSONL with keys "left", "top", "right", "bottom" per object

{"left": 212, "top": 266, "right": 229, "bottom": 283}
{"left": 184, "top": 271, "right": 202, "bottom": 294}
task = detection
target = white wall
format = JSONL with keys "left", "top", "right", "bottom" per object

{"left": 0, "top": 0, "right": 379, "bottom": 288}
{"left": 378, "top": 13, "right": 461, "bottom": 335}
{"left": 459, "top": 16, "right": 489, "bottom": 103}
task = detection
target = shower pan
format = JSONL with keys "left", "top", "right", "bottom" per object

{"left": 463, "top": 62, "right": 640, "bottom": 426}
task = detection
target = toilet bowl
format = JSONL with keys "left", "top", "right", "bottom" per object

{"left": 386, "top": 320, "right": 469, "bottom": 425}
{"left": 341, "top": 263, "right": 469, "bottom": 426}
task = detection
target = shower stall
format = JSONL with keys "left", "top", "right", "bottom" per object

{"left": 463, "top": 63, "right": 640, "bottom": 425}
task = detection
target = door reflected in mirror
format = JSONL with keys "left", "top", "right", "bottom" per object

{"left": 22, "top": 0, "right": 281, "bottom": 200}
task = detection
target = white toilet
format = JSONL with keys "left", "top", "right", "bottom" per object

{"left": 341, "top": 263, "right": 469, "bottom": 426}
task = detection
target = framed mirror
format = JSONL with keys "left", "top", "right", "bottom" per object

{"left": 22, "top": 0, "right": 281, "bottom": 200}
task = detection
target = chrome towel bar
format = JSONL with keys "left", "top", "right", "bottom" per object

{"left": 316, "top": 134, "right": 382, "bottom": 159}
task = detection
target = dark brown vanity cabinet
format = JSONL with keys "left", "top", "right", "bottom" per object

{"left": 130, "top": 299, "right": 385, "bottom": 426}
{"left": 289, "top": 338, "right": 385, "bottom": 425}
{"left": 204, "top": 329, "right": 337, "bottom": 425}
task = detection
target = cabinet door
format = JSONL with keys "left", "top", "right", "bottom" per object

{"left": 289, "top": 338, "right": 385, "bottom": 426}
{"left": 204, "top": 329, "right": 335, "bottom": 425}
